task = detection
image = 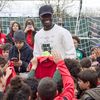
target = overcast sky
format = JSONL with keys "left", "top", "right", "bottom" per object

{"left": 0, "top": 0, "right": 100, "bottom": 17}
{"left": 83, "top": 0, "right": 100, "bottom": 9}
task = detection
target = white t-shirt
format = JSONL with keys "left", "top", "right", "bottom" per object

{"left": 33, "top": 24, "right": 76, "bottom": 59}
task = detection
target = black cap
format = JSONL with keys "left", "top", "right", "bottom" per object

{"left": 14, "top": 30, "right": 25, "bottom": 42}
{"left": 39, "top": 5, "right": 53, "bottom": 16}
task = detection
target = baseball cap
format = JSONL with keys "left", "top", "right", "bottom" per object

{"left": 39, "top": 5, "right": 53, "bottom": 16}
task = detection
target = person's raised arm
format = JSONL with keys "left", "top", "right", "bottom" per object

{"left": 51, "top": 51, "right": 75, "bottom": 100}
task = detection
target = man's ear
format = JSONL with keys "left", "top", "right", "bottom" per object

{"left": 86, "top": 81, "right": 90, "bottom": 89}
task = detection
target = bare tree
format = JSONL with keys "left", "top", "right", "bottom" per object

{"left": 40, "top": 0, "right": 75, "bottom": 25}
{"left": 81, "top": 7, "right": 100, "bottom": 17}
{"left": 0, "top": 0, "right": 9, "bottom": 11}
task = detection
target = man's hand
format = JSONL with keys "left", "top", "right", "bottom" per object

{"left": 5, "top": 67, "right": 12, "bottom": 78}
{"left": 94, "top": 47, "right": 100, "bottom": 58}
{"left": 51, "top": 50, "right": 62, "bottom": 64}
{"left": 31, "top": 57, "right": 37, "bottom": 70}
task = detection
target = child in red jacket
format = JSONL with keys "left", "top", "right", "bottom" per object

{"left": 29, "top": 51, "right": 77, "bottom": 100}
{"left": 0, "top": 56, "right": 16, "bottom": 93}
{"left": 0, "top": 25, "right": 6, "bottom": 55}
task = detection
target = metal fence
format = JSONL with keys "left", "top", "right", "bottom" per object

{"left": 0, "top": 17, "right": 99, "bottom": 56}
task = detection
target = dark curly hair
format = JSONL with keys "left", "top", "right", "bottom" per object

{"left": 72, "top": 35, "right": 80, "bottom": 44}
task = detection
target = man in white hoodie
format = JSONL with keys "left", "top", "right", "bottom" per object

{"left": 33, "top": 5, "right": 76, "bottom": 59}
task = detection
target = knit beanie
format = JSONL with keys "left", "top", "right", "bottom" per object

{"left": 14, "top": 30, "right": 25, "bottom": 42}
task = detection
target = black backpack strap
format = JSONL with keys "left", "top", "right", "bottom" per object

{"left": 85, "top": 97, "right": 95, "bottom": 100}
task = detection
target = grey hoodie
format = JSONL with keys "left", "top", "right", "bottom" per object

{"left": 80, "top": 85, "right": 100, "bottom": 100}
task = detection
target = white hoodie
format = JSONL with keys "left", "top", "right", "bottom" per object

{"left": 33, "top": 24, "right": 76, "bottom": 59}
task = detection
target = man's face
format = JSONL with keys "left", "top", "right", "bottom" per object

{"left": 15, "top": 41, "right": 24, "bottom": 50}
{"left": 40, "top": 14, "right": 53, "bottom": 30}
{"left": 73, "top": 39, "right": 79, "bottom": 49}
{"left": 90, "top": 51, "right": 97, "bottom": 60}
{"left": 2, "top": 50, "right": 9, "bottom": 60}
{"left": 78, "top": 79, "right": 89, "bottom": 90}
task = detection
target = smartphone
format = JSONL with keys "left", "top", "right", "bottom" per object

{"left": 10, "top": 57, "right": 19, "bottom": 62}
{"left": 27, "top": 25, "right": 32, "bottom": 29}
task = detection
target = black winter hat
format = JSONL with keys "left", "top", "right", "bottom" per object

{"left": 39, "top": 5, "right": 53, "bottom": 16}
{"left": 14, "top": 30, "right": 25, "bottom": 42}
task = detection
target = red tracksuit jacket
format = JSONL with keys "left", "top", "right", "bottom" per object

{"left": 54, "top": 60, "right": 77, "bottom": 100}
{"left": 35, "top": 56, "right": 57, "bottom": 78}
{"left": 0, "top": 33, "right": 6, "bottom": 55}
{"left": 5, "top": 61, "right": 16, "bottom": 90}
